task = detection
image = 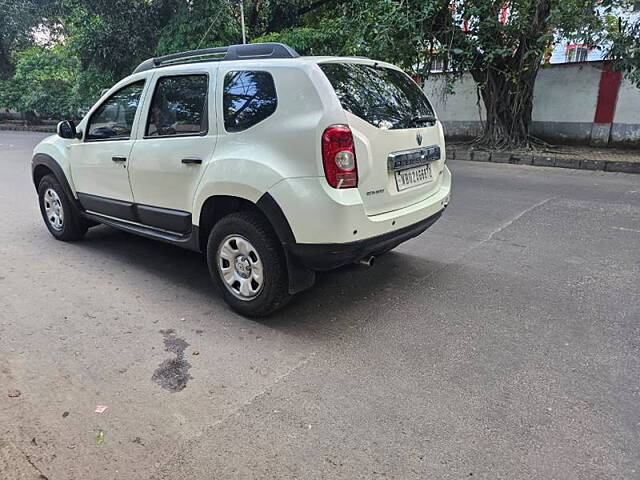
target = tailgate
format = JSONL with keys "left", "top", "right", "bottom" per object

{"left": 318, "top": 61, "right": 445, "bottom": 216}
{"left": 349, "top": 112, "right": 445, "bottom": 216}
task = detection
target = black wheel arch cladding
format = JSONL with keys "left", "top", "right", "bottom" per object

{"left": 32, "top": 153, "right": 83, "bottom": 215}
{"left": 256, "top": 192, "right": 316, "bottom": 295}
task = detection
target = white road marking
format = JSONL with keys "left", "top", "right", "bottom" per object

{"left": 483, "top": 197, "right": 556, "bottom": 245}
{"left": 613, "top": 226, "right": 640, "bottom": 233}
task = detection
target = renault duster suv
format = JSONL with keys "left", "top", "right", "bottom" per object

{"left": 32, "top": 43, "right": 451, "bottom": 316}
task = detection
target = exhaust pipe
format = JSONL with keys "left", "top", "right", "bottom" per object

{"left": 356, "top": 256, "right": 375, "bottom": 267}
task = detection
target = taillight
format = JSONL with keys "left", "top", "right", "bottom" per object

{"left": 321, "top": 125, "right": 358, "bottom": 189}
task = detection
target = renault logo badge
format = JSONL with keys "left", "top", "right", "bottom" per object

{"left": 416, "top": 132, "right": 423, "bottom": 146}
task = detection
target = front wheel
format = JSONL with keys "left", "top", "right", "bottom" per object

{"left": 207, "top": 211, "right": 291, "bottom": 317}
{"left": 37, "top": 174, "right": 88, "bottom": 241}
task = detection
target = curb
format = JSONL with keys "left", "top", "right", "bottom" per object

{"left": 447, "top": 147, "right": 640, "bottom": 174}
{"left": 0, "top": 125, "right": 56, "bottom": 133}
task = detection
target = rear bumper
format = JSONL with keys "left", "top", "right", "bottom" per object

{"left": 285, "top": 208, "right": 444, "bottom": 271}
{"left": 269, "top": 165, "right": 451, "bottom": 244}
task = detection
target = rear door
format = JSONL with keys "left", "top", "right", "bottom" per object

{"left": 127, "top": 69, "right": 217, "bottom": 233}
{"left": 319, "top": 62, "right": 445, "bottom": 216}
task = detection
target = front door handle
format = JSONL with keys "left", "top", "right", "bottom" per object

{"left": 182, "top": 157, "right": 202, "bottom": 165}
{"left": 112, "top": 156, "right": 127, "bottom": 163}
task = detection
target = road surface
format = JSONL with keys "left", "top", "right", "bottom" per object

{"left": 1, "top": 131, "right": 639, "bottom": 479}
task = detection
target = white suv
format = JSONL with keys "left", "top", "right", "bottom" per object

{"left": 32, "top": 43, "right": 451, "bottom": 316}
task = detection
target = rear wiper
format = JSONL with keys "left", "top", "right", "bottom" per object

{"left": 412, "top": 114, "right": 437, "bottom": 124}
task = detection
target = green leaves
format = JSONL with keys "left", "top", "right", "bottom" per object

{"left": 1, "top": 46, "right": 78, "bottom": 118}
{"left": 0, "top": 0, "right": 638, "bottom": 131}
{"left": 155, "top": 0, "right": 240, "bottom": 55}
{"left": 603, "top": 10, "right": 640, "bottom": 87}
{"left": 254, "top": 27, "right": 339, "bottom": 55}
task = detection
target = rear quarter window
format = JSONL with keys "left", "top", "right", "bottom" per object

{"left": 319, "top": 63, "right": 434, "bottom": 130}
{"left": 223, "top": 71, "right": 277, "bottom": 132}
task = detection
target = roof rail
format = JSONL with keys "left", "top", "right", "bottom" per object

{"left": 132, "top": 42, "right": 300, "bottom": 74}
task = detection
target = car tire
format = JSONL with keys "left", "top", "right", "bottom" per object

{"left": 207, "top": 211, "right": 291, "bottom": 317}
{"left": 37, "top": 174, "right": 88, "bottom": 241}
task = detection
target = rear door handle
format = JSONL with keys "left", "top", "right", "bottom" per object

{"left": 182, "top": 157, "right": 202, "bottom": 165}
{"left": 112, "top": 156, "right": 127, "bottom": 163}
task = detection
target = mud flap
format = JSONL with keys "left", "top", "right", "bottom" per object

{"left": 283, "top": 246, "right": 316, "bottom": 294}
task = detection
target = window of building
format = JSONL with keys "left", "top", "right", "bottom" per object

{"left": 223, "top": 71, "right": 277, "bottom": 132}
{"left": 146, "top": 75, "right": 208, "bottom": 137}
{"left": 565, "top": 45, "right": 589, "bottom": 63}
{"left": 431, "top": 57, "right": 445, "bottom": 72}
{"left": 86, "top": 81, "right": 145, "bottom": 141}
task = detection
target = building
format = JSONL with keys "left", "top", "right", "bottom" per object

{"left": 549, "top": 2, "right": 640, "bottom": 65}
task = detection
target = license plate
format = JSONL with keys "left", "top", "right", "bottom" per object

{"left": 395, "top": 164, "right": 433, "bottom": 191}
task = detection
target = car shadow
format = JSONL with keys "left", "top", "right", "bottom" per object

{"left": 79, "top": 224, "right": 213, "bottom": 294}
{"left": 76, "top": 225, "right": 448, "bottom": 338}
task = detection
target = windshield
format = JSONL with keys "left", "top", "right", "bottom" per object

{"left": 319, "top": 62, "right": 434, "bottom": 130}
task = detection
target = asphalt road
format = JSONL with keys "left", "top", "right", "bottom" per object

{"left": 1, "top": 131, "right": 639, "bottom": 479}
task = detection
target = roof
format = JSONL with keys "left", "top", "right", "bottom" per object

{"left": 131, "top": 43, "right": 397, "bottom": 75}
{"left": 132, "top": 43, "right": 300, "bottom": 74}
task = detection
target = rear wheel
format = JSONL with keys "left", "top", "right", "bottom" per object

{"left": 37, "top": 174, "right": 88, "bottom": 241}
{"left": 207, "top": 211, "right": 290, "bottom": 317}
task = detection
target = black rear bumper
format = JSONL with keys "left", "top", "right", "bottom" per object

{"left": 285, "top": 209, "right": 444, "bottom": 271}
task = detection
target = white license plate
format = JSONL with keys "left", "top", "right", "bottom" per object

{"left": 395, "top": 164, "right": 433, "bottom": 191}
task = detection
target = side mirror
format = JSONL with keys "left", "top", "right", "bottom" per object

{"left": 57, "top": 120, "right": 77, "bottom": 139}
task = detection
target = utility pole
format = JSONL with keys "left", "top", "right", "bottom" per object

{"left": 237, "top": 0, "right": 247, "bottom": 44}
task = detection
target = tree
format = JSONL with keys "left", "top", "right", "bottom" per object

{"left": 603, "top": 0, "right": 640, "bottom": 87}
{"left": 0, "top": 45, "right": 79, "bottom": 120}
{"left": 0, "top": 0, "right": 61, "bottom": 78}
{"left": 154, "top": 0, "right": 345, "bottom": 54}
{"left": 1, "top": 0, "right": 637, "bottom": 135}
{"left": 317, "top": 0, "right": 616, "bottom": 149}
{"left": 63, "top": 0, "right": 172, "bottom": 79}
{"left": 445, "top": 0, "right": 559, "bottom": 148}
{"left": 155, "top": 0, "right": 240, "bottom": 54}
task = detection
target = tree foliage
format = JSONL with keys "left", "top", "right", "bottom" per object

{"left": 155, "top": 0, "right": 240, "bottom": 54}
{"left": 301, "top": 0, "right": 620, "bottom": 148}
{"left": 602, "top": 1, "right": 640, "bottom": 87}
{"left": 0, "top": 0, "right": 61, "bottom": 78}
{"left": 0, "top": 45, "right": 79, "bottom": 118}
{"left": 0, "top": 0, "right": 638, "bottom": 147}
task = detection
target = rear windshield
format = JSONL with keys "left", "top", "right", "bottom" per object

{"left": 319, "top": 62, "right": 434, "bottom": 130}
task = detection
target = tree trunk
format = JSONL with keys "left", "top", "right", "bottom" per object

{"left": 0, "top": 33, "right": 13, "bottom": 79}
{"left": 470, "top": 0, "right": 552, "bottom": 149}
{"left": 472, "top": 60, "right": 539, "bottom": 149}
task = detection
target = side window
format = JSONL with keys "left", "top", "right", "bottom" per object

{"left": 223, "top": 71, "right": 277, "bottom": 132}
{"left": 146, "top": 75, "right": 208, "bottom": 137}
{"left": 87, "top": 81, "right": 145, "bottom": 141}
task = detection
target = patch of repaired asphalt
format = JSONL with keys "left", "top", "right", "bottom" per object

{"left": 152, "top": 329, "right": 192, "bottom": 392}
